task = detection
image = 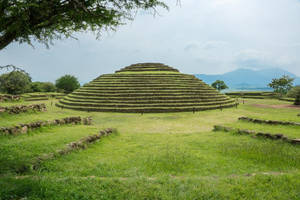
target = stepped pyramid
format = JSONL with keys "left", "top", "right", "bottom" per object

{"left": 56, "top": 63, "right": 236, "bottom": 113}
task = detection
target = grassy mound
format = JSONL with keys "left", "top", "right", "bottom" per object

{"left": 57, "top": 63, "right": 235, "bottom": 113}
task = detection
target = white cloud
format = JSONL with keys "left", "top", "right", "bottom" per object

{"left": 1, "top": 0, "right": 300, "bottom": 82}
{"left": 212, "top": 0, "right": 241, "bottom": 7}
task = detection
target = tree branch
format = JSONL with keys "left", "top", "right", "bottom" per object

{"left": 0, "top": 31, "right": 17, "bottom": 51}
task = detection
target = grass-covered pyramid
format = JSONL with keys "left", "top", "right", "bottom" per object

{"left": 56, "top": 63, "right": 235, "bottom": 113}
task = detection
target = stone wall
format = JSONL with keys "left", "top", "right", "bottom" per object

{"left": 238, "top": 117, "right": 300, "bottom": 126}
{"left": 32, "top": 128, "right": 116, "bottom": 171}
{"left": 213, "top": 125, "right": 299, "bottom": 145}
{"left": 0, "top": 94, "right": 21, "bottom": 102}
{"left": 0, "top": 116, "right": 92, "bottom": 136}
{"left": 0, "top": 103, "right": 46, "bottom": 114}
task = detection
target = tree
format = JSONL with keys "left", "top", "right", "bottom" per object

{"left": 0, "top": 65, "right": 27, "bottom": 73}
{"left": 55, "top": 75, "right": 80, "bottom": 93}
{"left": 211, "top": 80, "right": 228, "bottom": 91}
{"left": 268, "top": 75, "right": 294, "bottom": 96}
{"left": 0, "top": 0, "right": 168, "bottom": 50}
{"left": 30, "top": 81, "right": 56, "bottom": 92}
{"left": 0, "top": 71, "right": 32, "bottom": 94}
{"left": 41, "top": 82, "right": 56, "bottom": 92}
{"left": 30, "top": 82, "right": 43, "bottom": 92}
{"left": 287, "top": 86, "right": 300, "bottom": 105}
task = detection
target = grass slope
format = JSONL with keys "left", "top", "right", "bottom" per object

{"left": 0, "top": 98, "right": 300, "bottom": 199}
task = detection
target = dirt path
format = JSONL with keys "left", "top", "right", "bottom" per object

{"left": 252, "top": 104, "right": 300, "bottom": 110}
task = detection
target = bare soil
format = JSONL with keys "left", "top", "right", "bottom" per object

{"left": 252, "top": 104, "right": 300, "bottom": 109}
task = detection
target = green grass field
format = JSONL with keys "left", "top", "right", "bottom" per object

{"left": 0, "top": 98, "right": 300, "bottom": 199}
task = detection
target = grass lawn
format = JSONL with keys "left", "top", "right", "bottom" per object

{"left": 0, "top": 98, "right": 300, "bottom": 199}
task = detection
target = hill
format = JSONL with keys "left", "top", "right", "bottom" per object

{"left": 195, "top": 68, "right": 300, "bottom": 91}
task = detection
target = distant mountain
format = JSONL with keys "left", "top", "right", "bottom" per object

{"left": 195, "top": 68, "right": 300, "bottom": 91}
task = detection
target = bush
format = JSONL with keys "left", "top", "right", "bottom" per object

{"left": 41, "top": 82, "right": 56, "bottom": 92}
{"left": 30, "top": 82, "right": 43, "bottom": 92}
{"left": 287, "top": 86, "right": 300, "bottom": 105}
{"left": 55, "top": 75, "right": 80, "bottom": 93}
{"left": 268, "top": 75, "right": 294, "bottom": 96}
{"left": 30, "top": 82, "right": 56, "bottom": 92}
{"left": 295, "top": 95, "right": 300, "bottom": 105}
{"left": 0, "top": 71, "right": 31, "bottom": 94}
{"left": 211, "top": 80, "right": 228, "bottom": 91}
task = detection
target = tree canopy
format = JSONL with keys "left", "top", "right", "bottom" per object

{"left": 268, "top": 75, "right": 294, "bottom": 96}
{"left": 30, "top": 81, "right": 57, "bottom": 92}
{"left": 55, "top": 74, "right": 80, "bottom": 93}
{"left": 0, "top": 71, "right": 32, "bottom": 94}
{"left": 211, "top": 80, "right": 228, "bottom": 91}
{"left": 287, "top": 85, "right": 300, "bottom": 105}
{"left": 0, "top": 0, "right": 168, "bottom": 50}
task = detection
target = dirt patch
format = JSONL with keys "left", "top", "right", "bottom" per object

{"left": 252, "top": 104, "right": 300, "bottom": 110}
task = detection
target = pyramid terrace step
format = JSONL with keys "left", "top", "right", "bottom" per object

{"left": 85, "top": 83, "right": 208, "bottom": 87}
{"left": 56, "top": 102, "right": 236, "bottom": 113}
{"left": 64, "top": 96, "right": 231, "bottom": 104}
{"left": 67, "top": 94, "right": 229, "bottom": 101}
{"left": 72, "top": 91, "right": 225, "bottom": 97}
{"left": 59, "top": 99, "right": 234, "bottom": 108}
{"left": 77, "top": 88, "right": 219, "bottom": 93}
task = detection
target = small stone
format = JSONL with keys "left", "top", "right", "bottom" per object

{"left": 21, "top": 126, "right": 28, "bottom": 134}
{"left": 291, "top": 139, "right": 300, "bottom": 145}
{"left": 274, "top": 134, "right": 283, "bottom": 139}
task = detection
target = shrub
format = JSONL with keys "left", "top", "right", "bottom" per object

{"left": 41, "top": 82, "right": 56, "bottom": 92}
{"left": 30, "top": 82, "right": 56, "bottom": 92}
{"left": 55, "top": 75, "right": 80, "bottom": 93}
{"left": 0, "top": 71, "right": 31, "bottom": 94}
{"left": 295, "top": 95, "right": 300, "bottom": 105}
{"left": 287, "top": 86, "right": 300, "bottom": 105}
{"left": 211, "top": 80, "right": 228, "bottom": 91}
{"left": 30, "top": 82, "right": 43, "bottom": 92}
{"left": 268, "top": 75, "right": 294, "bottom": 96}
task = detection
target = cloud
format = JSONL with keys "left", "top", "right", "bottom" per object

{"left": 233, "top": 49, "right": 299, "bottom": 72}
{"left": 184, "top": 43, "right": 199, "bottom": 52}
{"left": 184, "top": 41, "right": 229, "bottom": 52}
{"left": 212, "top": 0, "right": 241, "bottom": 7}
{"left": 202, "top": 41, "right": 229, "bottom": 50}
{"left": 1, "top": 0, "right": 300, "bottom": 82}
{"left": 234, "top": 49, "right": 271, "bottom": 69}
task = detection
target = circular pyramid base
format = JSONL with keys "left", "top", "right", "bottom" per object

{"left": 56, "top": 63, "right": 236, "bottom": 113}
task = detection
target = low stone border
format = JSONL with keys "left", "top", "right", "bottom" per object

{"left": 25, "top": 97, "right": 49, "bottom": 101}
{"left": 238, "top": 116, "right": 300, "bottom": 126}
{"left": 0, "top": 116, "right": 92, "bottom": 136}
{"left": 32, "top": 128, "right": 116, "bottom": 171}
{"left": 0, "top": 103, "right": 46, "bottom": 114}
{"left": 213, "top": 125, "right": 300, "bottom": 145}
{"left": 0, "top": 94, "right": 21, "bottom": 102}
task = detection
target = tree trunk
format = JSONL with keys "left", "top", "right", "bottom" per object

{"left": 0, "top": 32, "right": 17, "bottom": 51}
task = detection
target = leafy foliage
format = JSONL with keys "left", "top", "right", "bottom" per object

{"left": 55, "top": 75, "right": 80, "bottom": 93}
{"left": 287, "top": 86, "right": 300, "bottom": 105}
{"left": 268, "top": 75, "right": 294, "bottom": 96}
{"left": 211, "top": 80, "right": 228, "bottom": 91}
{"left": 30, "top": 82, "right": 56, "bottom": 92}
{"left": 0, "top": 0, "right": 168, "bottom": 50}
{"left": 41, "top": 82, "right": 57, "bottom": 92}
{"left": 0, "top": 71, "right": 32, "bottom": 94}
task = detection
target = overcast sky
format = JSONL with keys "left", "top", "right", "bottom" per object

{"left": 1, "top": 0, "right": 300, "bottom": 83}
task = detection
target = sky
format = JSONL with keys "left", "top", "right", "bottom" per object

{"left": 1, "top": 0, "right": 300, "bottom": 83}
